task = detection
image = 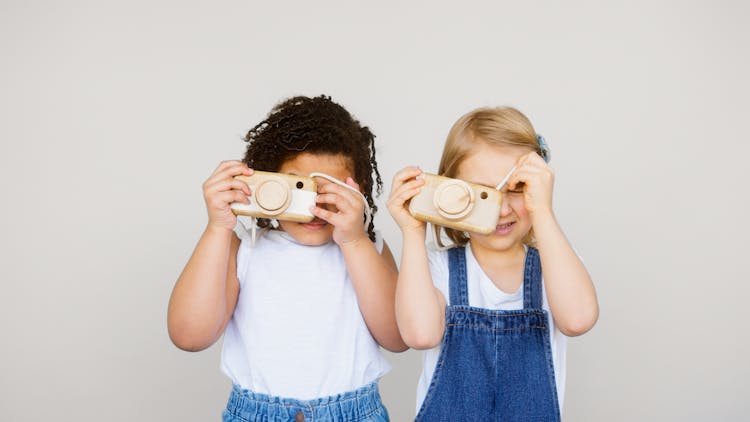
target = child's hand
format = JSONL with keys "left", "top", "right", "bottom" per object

{"left": 506, "top": 152, "right": 554, "bottom": 221}
{"left": 202, "top": 160, "right": 253, "bottom": 231}
{"left": 386, "top": 166, "right": 426, "bottom": 233}
{"left": 311, "top": 177, "right": 368, "bottom": 246}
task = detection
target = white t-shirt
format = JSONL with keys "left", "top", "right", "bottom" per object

{"left": 415, "top": 244, "right": 567, "bottom": 413}
{"left": 221, "top": 229, "right": 391, "bottom": 400}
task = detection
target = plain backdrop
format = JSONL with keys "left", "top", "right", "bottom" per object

{"left": 2, "top": 1, "right": 749, "bottom": 421}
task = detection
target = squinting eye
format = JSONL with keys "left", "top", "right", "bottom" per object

{"left": 506, "top": 182, "right": 525, "bottom": 195}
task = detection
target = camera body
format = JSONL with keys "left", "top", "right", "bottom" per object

{"left": 230, "top": 171, "right": 318, "bottom": 222}
{"left": 408, "top": 173, "right": 503, "bottom": 235}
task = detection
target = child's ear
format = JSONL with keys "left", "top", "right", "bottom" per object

{"left": 345, "top": 177, "right": 361, "bottom": 191}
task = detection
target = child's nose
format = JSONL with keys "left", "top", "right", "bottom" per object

{"left": 500, "top": 195, "right": 513, "bottom": 216}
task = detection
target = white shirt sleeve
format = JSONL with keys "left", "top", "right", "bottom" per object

{"left": 426, "top": 245, "right": 450, "bottom": 300}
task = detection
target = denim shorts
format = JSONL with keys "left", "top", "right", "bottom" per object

{"left": 222, "top": 382, "right": 389, "bottom": 422}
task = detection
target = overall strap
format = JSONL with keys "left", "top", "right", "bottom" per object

{"left": 523, "top": 246, "right": 544, "bottom": 309}
{"left": 447, "top": 247, "right": 469, "bottom": 306}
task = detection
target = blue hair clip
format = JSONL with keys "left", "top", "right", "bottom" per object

{"left": 537, "top": 134, "right": 551, "bottom": 163}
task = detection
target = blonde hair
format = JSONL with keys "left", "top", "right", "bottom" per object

{"left": 435, "top": 106, "right": 542, "bottom": 248}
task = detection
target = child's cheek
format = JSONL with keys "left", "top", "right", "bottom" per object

{"left": 508, "top": 194, "right": 529, "bottom": 216}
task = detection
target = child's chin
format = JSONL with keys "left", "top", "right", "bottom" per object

{"left": 473, "top": 232, "right": 519, "bottom": 251}
{"left": 281, "top": 222, "right": 333, "bottom": 245}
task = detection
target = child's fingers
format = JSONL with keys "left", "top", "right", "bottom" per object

{"left": 205, "top": 164, "right": 252, "bottom": 189}
{"left": 386, "top": 181, "right": 425, "bottom": 231}
{"left": 213, "top": 164, "right": 253, "bottom": 183}
{"left": 387, "top": 180, "right": 424, "bottom": 210}
{"left": 389, "top": 178, "right": 424, "bottom": 202}
{"left": 392, "top": 177, "right": 425, "bottom": 195}
{"left": 317, "top": 183, "right": 361, "bottom": 210}
{"left": 508, "top": 167, "right": 552, "bottom": 191}
{"left": 315, "top": 192, "right": 355, "bottom": 215}
{"left": 209, "top": 190, "right": 249, "bottom": 208}
{"left": 392, "top": 166, "right": 422, "bottom": 184}
{"left": 211, "top": 160, "right": 244, "bottom": 174}
{"left": 517, "top": 160, "right": 553, "bottom": 180}
{"left": 310, "top": 205, "right": 342, "bottom": 226}
{"left": 516, "top": 151, "right": 548, "bottom": 170}
{"left": 404, "top": 178, "right": 426, "bottom": 190}
{"left": 207, "top": 179, "right": 252, "bottom": 196}
{"left": 211, "top": 160, "right": 251, "bottom": 177}
{"left": 390, "top": 166, "right": 422, "bottom": 194}
{"left": 511, "top": 153, "right": 544, "bottom": 180}
{"left": 508, "top": 169, "right": 533, "bottom": 191}
{"left": 514, "top": 152, "right": 531, "bottom": 168}
{"left": 232, "top": 180, "right": 252, "bottom": 196}
{"left": 388, "top": 189, "right": 420, "bottom": 210}
{"left": 508, "top": 155, "right": 553, "bottom": 191}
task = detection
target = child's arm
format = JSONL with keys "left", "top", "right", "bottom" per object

{"left": 167, "top": 161, "right": 252, "bottom": 351}
{"left": 386, "top": 167, "right": 447, "bottom": 350}
{"left": 311, "top": 178, "right": 408, "bottom": 352}
{"left": 508, "top": 153, "right": 599, "bottom": 336}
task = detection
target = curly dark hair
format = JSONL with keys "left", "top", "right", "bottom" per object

{"left": 242, "top": 95, "right": 383, "bottom": 241}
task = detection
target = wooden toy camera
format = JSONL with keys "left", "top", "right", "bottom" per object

{"left": 408, "top": 173, "right": 503, "bottom": 235}
{"left": 230, "top": 171, "right": 318, "bottom": 222}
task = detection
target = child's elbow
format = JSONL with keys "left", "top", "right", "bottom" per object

{"left": 167, "top": 319, "right": 217, "bottom": 352}
{"left": 558, "top": 307, "right": 599, "bottom": 337}
{"left": 169, "top": 329, "right": 211, "bottom": 352}
{"left": 383, "top": 341, "right": 410, "bottom": 353}
{"left": 401, "top": 328, "right": 443, "bottom": 350}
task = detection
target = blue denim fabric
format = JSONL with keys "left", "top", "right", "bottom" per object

{"left": 416, "top": 246, "right": 560, "bottom": 422}
{"left": 222, "top": 382, "right": 389, "bottom": 422}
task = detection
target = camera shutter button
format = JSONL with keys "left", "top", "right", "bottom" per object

{"left": 434, "top": 180, "right": 474, "bottom": 220}
{"left": 255, "top": 178, "right": 291, "bottom": 215}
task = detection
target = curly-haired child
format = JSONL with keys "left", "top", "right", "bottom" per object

{"left": 168, "top": 95, "right": 406, "bottom": 422}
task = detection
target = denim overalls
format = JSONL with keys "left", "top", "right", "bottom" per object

{"left": 416, "top": 246, "right": 560, "bottom": 421}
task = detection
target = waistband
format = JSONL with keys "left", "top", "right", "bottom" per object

{"left": 225, "top": 382, "right": 384, "bottom": 422}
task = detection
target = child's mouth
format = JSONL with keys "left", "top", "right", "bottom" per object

{"left": 302, "top": 219, "right": 328, "bottom": 231}
{"left": 494, "top": 221, "right": 515, "bottom": 235}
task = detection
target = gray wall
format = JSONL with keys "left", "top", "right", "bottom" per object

{"left": 1, "top": 1, "right": 748, "bottom": 420}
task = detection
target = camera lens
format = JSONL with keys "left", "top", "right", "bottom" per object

{"left": 434, "top": 180, "right": 474, "bottom": 220}
{"left": 296, "top": 181, "right": 304, "bottom": 189}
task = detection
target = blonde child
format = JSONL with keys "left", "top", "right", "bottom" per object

{"left": 387, "top": 106, "right": 598, "bottom": 421}
{"left": 169, "top": 95, "right": 406, "bottom": 422}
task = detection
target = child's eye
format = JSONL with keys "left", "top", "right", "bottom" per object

{"left": 505, "top": 182, "right": 525, "bottom": 194}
